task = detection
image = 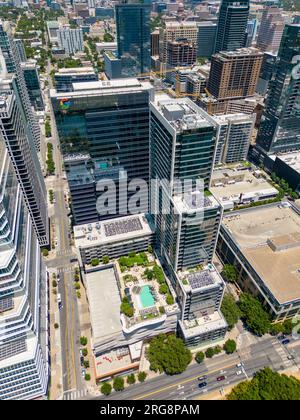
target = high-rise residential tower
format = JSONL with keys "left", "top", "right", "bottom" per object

{"left": 150, "top": 97, "right": 221, "bottom": 272}
{"left": 159, "top": 21, "right": 199, "bottom": 67}
{"left": 0, "top": 100, "right": 49, "bottom": 400}
{"left": 208, "top": 113, "right": 255, "bottom": 165}
{"left": 0, "top": 61, "right": 49, "bottom": 247}
{"left": 256, "top": 24, "right": 300, "bottom": 154}
{"left": 57, "top": 25, "right": 84, "bottom": 56}
{"left": 166, "top": 39, "right": 197, "bottom": 68}
{"left": 256, "top": 7, "right": 285, "bottom": 53}
{"left": 214, "top": 0, "right": 250, "bottom": 53}
{"left": 115, "top": 0, "right": 151, "bottom": 77}
{"left": 207, "top": 48, "right": 263, "bottom": 100}
{"left": 0, "top": 22, "right": 41, "bottom": 152}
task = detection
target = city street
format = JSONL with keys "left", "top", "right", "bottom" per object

{"left": 44, "top": 66, "right": 84, "bottom": 397}
{"left": 80, "top": 336, "right": 300, "bottom": 401}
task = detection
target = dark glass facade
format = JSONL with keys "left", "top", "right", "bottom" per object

{"left": 52, "top": 85, "right": 152, "bottom": 222}
{"left": 52, "top": 91, "right": 150, "bottom": 181}
{"left": 115, "top": 2, "right": 151, "bottom": 77}
{"left": 214, "top": 0, "right": 250, "bottom": 53}
{"left": 256, "top": 24, "right": 300, "bottom": 154}
{"left": 22, "top": 65, "right": 44, "bottom": 111}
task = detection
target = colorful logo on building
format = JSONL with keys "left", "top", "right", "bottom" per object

{"left": 60, "top": 98, "right": 71, "bottom": 111}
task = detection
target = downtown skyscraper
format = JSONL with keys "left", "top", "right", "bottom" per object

{"left": 150, "top": 97, "right": 221, "bottom": 272}
{"left": 256, "top": 24, "right": 300, "bottom": 154}
{"left": 214, "top": 0, "right": 250, "bottom": 53}
{"left": 0, "top": 81, "right": 49, "bottom": 401}
{"left": 115, "top": 0, "right": 151, "bottom": 77}
{"left": 0, "top": 24, "right": 49, "bottom": 247}
{"left": 0, "top": 22, "right": 41, "bottom": 152}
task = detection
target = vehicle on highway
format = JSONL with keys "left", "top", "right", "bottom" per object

{"left": 282, "top": 339, "right": 290, "bottom": 345}
{"left": 236, "top": 370, "right": 243, "bottom": 376}
{"left": 57, "top": 293, "right": 63, "bottom": 310}
{"left": 198, "top": 376, "right": 208, "bottom": 382}
{"left": 217, "top": 376, "right": 226, "bottom": 382}
{"left": 198, "top": 382, "right": 208, "bottom": 389}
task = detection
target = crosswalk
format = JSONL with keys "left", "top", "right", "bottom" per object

{"left": 63, "top": 389, "right": 88, "bottom": 400}
{"left": 57, "top": 266, "right": 75, "bottom": 274}
{"left": 56, "top": 249, "right": 73, "bottom": 257}
{"left": 275, "top": 343, "right": 294, "bottom": 368}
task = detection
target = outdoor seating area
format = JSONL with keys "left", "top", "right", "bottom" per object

{"left": 117, "top": 252, "right": 176, "bottom": 322}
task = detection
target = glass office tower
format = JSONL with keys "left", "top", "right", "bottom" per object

{"left": 150, "top": 97, "right": 221, "bottom": 272}
{"left": 0, "top": 119, "right": 49, "bottom": 400}
{"left": 115, "top": 0, "right": 151, "bottom": 77}
{"left": 256, "top": 24, "right": 300, "bottom": 154}
{"left": 51, "top": 79, "right": 154, "bottom": 222}
{"left": 214, "top": 0, "right": 250, "bottom": 53}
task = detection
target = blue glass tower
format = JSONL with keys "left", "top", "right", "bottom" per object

{"left": 115, "top": 1, "right": 151, "bottom": 77}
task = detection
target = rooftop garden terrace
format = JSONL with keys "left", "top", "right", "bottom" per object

{"left": 116, "top": 252, "right": 178, "bottom": 329}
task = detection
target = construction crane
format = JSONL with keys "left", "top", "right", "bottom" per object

{"left": 204, "top": 88, "right": 214, "bottom": 115}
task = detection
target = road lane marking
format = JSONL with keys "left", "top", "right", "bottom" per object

{"left": 134, "top": 360, "right": 240, "bottom": 400}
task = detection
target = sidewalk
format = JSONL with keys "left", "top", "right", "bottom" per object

{"left": 77, "top": 282, "right": 101, "bottom": 397}
{"left": 48, "top": 268, "right": 63, "bottom": 400}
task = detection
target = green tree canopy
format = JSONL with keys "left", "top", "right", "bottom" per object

{"left": 101, "top": 382, "right": 112, "bottom": 396}
{"left": 146, "top": 334, "right": 192, "bottom": 375}
{"left": 228, "top": 368, "right": 300, "bottom": 400}
{"left": 195, "top": 352, "right": 205, "bottom": 364}
{"left": 224, "top": 339, "right": 237, "bottom": 354}
{"left": 222, "top": 264, "right": 238, "bottom": 282}
{"left": 127, "top": 374, "right": 136, "bottom": 385}
{"left": 221, "top": 294, "right": 241, "bottom": 330}
{"left": 113, "top": 377, "right": 125, "bottom": 392}
{"left": 239, "top": 293, "right": 271, "bottom": 336}
{"left": 138, "top": 371, "right": 147, "bottom": 382}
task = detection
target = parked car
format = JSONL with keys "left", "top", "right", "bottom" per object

{"left": 282, "top": 339, "right": 290, "bottom": 346}
{"left": 236, "top": 371, "right": 243, "bottom": 376}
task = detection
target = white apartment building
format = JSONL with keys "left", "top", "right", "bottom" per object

{"left": 57, "top": 25, "right": 84, "bottom": 55}
{"left": 0, "top": 129, "right": 49, "bottom": 400}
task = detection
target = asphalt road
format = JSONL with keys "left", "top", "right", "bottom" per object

{"left": 44, "top": 70, "right": 84, "bottom": 396}
{"left": 82, "top": 336, "right": 300, "bottom": 401}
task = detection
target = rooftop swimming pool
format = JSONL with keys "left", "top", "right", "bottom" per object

{"left": 139, "top": 285, "right": 155, "bottom": 309}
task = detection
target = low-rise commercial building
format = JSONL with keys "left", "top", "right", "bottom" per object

{"left": 218, "top": 202, "right": 300, "bottom": 321}
{"left": 211, "top": 167, "right": 279, "bottom": 210}
{"left": 74, "top": 214, "right": 155, "bottom": 266}
{"left": 84, "top": 260, "right": 180, "bottom": 378}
